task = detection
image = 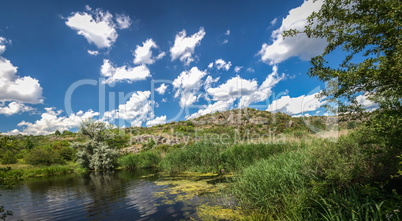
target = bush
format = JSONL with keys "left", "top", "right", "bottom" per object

{"left": 118, "top": 151, "right": 161, "bottom": 170}
{"left": 73, "top": 120, "right": 119, "bottom": 170}
{"left": 1, "top": 151, "right": 17, "bottom": 164}
{"left": 58, "top": 146, "right": 75, "bottom": 161}
{"left": 24, "top": 148, "right": 64, "bottom": 166}
{"left": 307, "top": 129, "right": 397, "bottom": 189}
{"left": 74, "top": 141, "right": 118, "bottom": 171}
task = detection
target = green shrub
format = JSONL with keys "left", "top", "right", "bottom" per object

{"left": 307, "top": 129, "right": 397, "bottom": 189}
{"left": 73, "top": 120, "right": 119, "bottom": 170}
{"left": 74, "top": 141, "right": 118, "bottom": 170}
{"left": 24, "top": 148, "right": 64, "bottom": 166}
{"left": 118, "top": 151, "right": 161, "bottom": 170}
{"left": 58, "top": 146, "right": 75, "bottom": 161}
{"left": 1, "top": 151, "right": 17, "bottom": 164}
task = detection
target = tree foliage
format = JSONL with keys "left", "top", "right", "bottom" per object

{"left": 284, "top": 0, "right": 402, "bottom": 175}
{"left": 285, "top": 0, "right": 401, "bottom": 114}
{"left": 72, "top": 120, "right": 118, "bottom": 170}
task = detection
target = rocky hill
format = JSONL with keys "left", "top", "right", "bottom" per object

{"left": 120, "top": 108, "right": 348, "bottom": 153}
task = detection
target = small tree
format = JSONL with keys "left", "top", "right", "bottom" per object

{"left": 54, "top": 130, "right": 61, "bottom": 136}
{"left": 72, "top": 120, "right": 118, "bottom": 170}
{"left": 1, "top": 151, "right": 17, "bottom": 164}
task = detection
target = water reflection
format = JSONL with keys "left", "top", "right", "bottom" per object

{"left": 1, "top": 170, "right": 194, "bottom": 221}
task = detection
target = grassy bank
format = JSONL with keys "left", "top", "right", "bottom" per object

{"left": 0, "top": 163, "right": 86, "bottom": 188}
{"left": 118, "top": 129, "right": 402, "bottom": 220}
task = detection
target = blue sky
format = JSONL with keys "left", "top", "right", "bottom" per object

{"left": 0, "top": 0, "right": 351, "bottom": 135}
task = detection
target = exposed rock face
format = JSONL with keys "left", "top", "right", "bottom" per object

{"left": 130, "top": 134, "right": 183, "bottom": 145}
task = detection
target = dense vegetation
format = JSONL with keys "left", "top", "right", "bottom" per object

{"left": 1, "top": 108, "right": 401, "bottom": 220}
{"left": 1, "top": 0, "right": 401, "bottom": 219}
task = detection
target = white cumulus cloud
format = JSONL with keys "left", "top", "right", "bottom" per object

{"left": 259, "top": 0, "right": 327, "bottom": 64}
{"left": 100, "top": 59, "right": 150, "bottom": 84}
{"left": 0, "top": 40, "right": 43, "bottom": 105}
{"left": 356, "top": 94, "right": 378, "bottom": 111}
{"left": 103, "top": 91, "right": 154, "bottom": 127}
{"left": 267, "top": 92, "right": 326, "bottom": 115}
{"left": 133, "top": 39, "right": 165, "bottom": 65}
{"left": 189, "top": 72, "right": 283, "bottom": 119}
{"left": 207, "top": 76, "right": 258, "bottom": 101}
{"left": 155, "top": 83, "right": 168, "bottom": 95}
{"left": 188, "top": 100, "right": 234, "bottom": 119}
{"left": 87, "top": 50, "right": 99, "bottom": 55}
{"left": 239, "top": 65, "right": 284, "bottom": 108}
{"left": 189, "top": 76, "right": 258, "bottom": 119}
{"left": 234, "top": 66, "right": 243, "bottom": 73}
{"left": 0, "top": 37, "right": 8, "bottom": 55}
{"left": 146, "top": 115, "right": 166, "bottom": 127}
{"left": 115, "top": 13, "right": 131, "bottom": 29}
{"left": 9, "top": 108, "right": 99, "bottom": 135}
{"left": 170, "top": 27, "right": 206, "bottom": 65}
{"left": 65, "top": 7, "right": 130, "bottom": 48}
{"left": 172, "top": 67, "right": 207, "bottom": 107}
{"left": 0, "top": 101, "right": 33, "bottom": 116}
{"left": 209, "top": 59, "right": 232, "bottom": 71}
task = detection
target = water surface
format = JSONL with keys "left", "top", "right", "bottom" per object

{"left": 1, "top": 170, "right": 199, "bottom": 220}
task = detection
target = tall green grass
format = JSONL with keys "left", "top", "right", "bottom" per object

{"left": 301, "top": 188, "right": 400, "bottom": 221}
{"left": 118, "top": 151, "right": 161, "bottom": 170}
{"left": 159, "top": 142, "right": 224, "bottom": 174}
{"left": 220, "top": 142, "right": 299, "bottom": 172}
{"left": 231, "top": 149, "right": 310, "bottom": 217}
{"left": 229, "top": 135, "right": 402, "bottom": 220}
{"left": 158, "top": 142, "right": 301, "bottom": 174}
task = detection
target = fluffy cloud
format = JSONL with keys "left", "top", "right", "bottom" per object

{"left": 115, "top": 14, "right": 131, "bottom": 29}
{"left": 172, "top": 67, "right": 207, "bottom": 107}
{"left": 87, "top": 50, "right": 99, "bottom": 55}
{"left": 103, "top": 91, "right": 154, "bottom": 127}
{"left": 188, "top": 76, "right": 258, "bottom": 119}
{"left": 234, "top": 66, "right": 243, "bottom": 73}
{"left": 0, "top": 37, "right": 7, "bottom": 55}
{"left": 0, "top": 102, "right": 33, "bottom": 116}
{"left": 356, "top": 94, "right": 378, "bottom": 111}
{"left": 239, "top": 65, "right": 284, "bottom": 108}
{"left": 100, "top": 59, "right": 150, "bottom": 84}
{"left": 189, "top": 71, "right": 283, "bottom": 119}
{"left": 204, "top": 75, "right": 220, "bottom": 91}
{"left": 155, "top": 83, "right": 168, "bottom": 95}
{"left": 208, "top": 59, "right": 232, "bottom": 71}
{"left": 259, "top": 0, "right": 327, "bottom": 64}
{"left": 267, "top": 92, "right": 326, "bottom": 115}
{"left": 146, "top": 115, "right": 166, "bottom": 127}
{"left": 0, "top": 40, "right": 43, "bottom": 105}
{"left": 9, "top": 108, "right": 99, "bottom": 135}
{"left": 207, "top": 76, "right": 258, "bottom": 101}
{"left": 170, "top": 27, "right": 205, "bottom": 65}
{"left": 65, "top": 7, "right": 130, "bottom": 48}
{"left": 133, "top": 39, "right": 165, "bottom": 65}
{"left": 188, "top": 100, "right": 233, "bottom": 119}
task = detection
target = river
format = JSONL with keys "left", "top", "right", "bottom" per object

{"left": 1, "top": 169, "right": 209, "bottom": 220}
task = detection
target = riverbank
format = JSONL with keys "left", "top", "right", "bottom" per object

{"left": 118, "top": 130, "right": 402, "bottom": 220}
{"left": 2, "top": 127, "right": 401, "bottom": 220}
{"left": 0, "top": 162, "right": 86, "bottom": 188}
